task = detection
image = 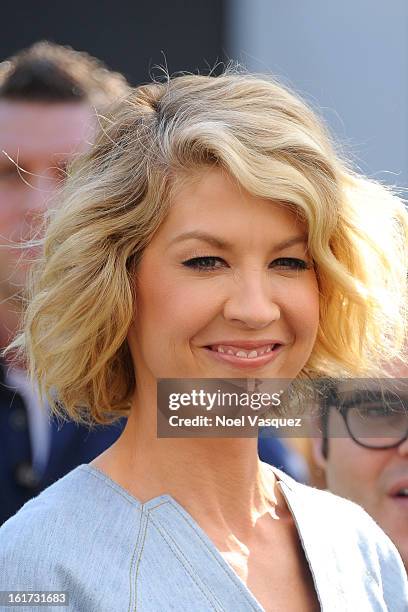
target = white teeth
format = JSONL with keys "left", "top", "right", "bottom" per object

{"left": 211, "top": 344, "right": 277, "bottom": 358}
{"left": 397, "top": 489, "right": 408, "bottom": 496}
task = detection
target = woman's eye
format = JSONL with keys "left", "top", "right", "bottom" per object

{"left": 269, "top": 258, "right": 311, "bottom": 271}
{"left": 182, "top": 256, "right": 226, "bottom": 271}
{"left": 182, "top": 256, "right": 313, "bottom": 272}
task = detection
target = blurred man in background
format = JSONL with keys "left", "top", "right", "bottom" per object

{"left": 0, "top": 41, "right": 129, "bottom": 524}
{"left": 312, "top": 360, "right": 408, "bottom": 571}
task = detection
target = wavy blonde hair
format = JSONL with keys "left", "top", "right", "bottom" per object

{"left": 13, "top": 70, "right": 408, "bottom": 424}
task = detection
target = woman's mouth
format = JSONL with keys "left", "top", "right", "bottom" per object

{"left": 203, "top": 343, "right": 284, "bottom": 369}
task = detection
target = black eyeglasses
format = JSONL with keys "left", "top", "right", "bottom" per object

{"left": 328, "top": 388, "right": 408, "bottom": 450}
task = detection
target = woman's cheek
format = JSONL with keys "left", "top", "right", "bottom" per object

{"left": 284, "top": 278, "right": 319, "bottom": 329}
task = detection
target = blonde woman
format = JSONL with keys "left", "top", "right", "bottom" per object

{"left": 0, "top": 71, "right": 407, "bottom": 611}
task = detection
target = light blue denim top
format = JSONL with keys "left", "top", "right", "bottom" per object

{"left": 0, "top": 463, "right": 407, "bottom": 611}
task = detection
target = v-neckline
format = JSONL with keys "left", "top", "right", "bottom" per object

{"left": 84, "top": 463, "right": 323, "bottom": 610}
{"left": 146, "top": 471, "right": 322, "bottom": 611}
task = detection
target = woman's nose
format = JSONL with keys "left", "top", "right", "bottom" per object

{"left": 222, "top": 271, "right": 281, "bottom": 329}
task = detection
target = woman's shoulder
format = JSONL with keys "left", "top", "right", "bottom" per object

{"left": 0, "top": 465, "right": 143, "bottom": 595}
{"left": 1, "top": 464, "right": 143, "bottom": 529}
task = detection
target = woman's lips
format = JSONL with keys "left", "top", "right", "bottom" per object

{"left": 203, "top": 344, "right": 284, "bottom": 370}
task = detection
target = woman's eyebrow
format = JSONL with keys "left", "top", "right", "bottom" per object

{"left": 169, "top": 230, "right": 308, "bottom": 251}
{"left": 169, "top": 231, "right": 231, "bottom": 249}
{"left": 273, "top": 235, "right": 308, "bottom": 251}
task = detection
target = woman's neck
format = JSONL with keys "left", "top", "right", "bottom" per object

{"left": 93, "top": 391, "right": 284, "bottom": 539}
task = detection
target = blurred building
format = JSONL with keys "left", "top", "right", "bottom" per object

{"left": 0, "top": 1, "right": 226, "bottom": 85}
{"left": 2, "top": 1, "right": 405, "bottom": 187}
{"left": 226, "top": 0, "right": 408, "bottom": 188}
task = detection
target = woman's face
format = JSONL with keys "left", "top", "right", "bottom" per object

{"left": 128, "top": 168, "right": 319, "bottom": 384}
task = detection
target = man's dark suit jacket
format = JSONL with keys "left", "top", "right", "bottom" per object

{"left": 0, "top": 362, "right": 125, "bottom": 525}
